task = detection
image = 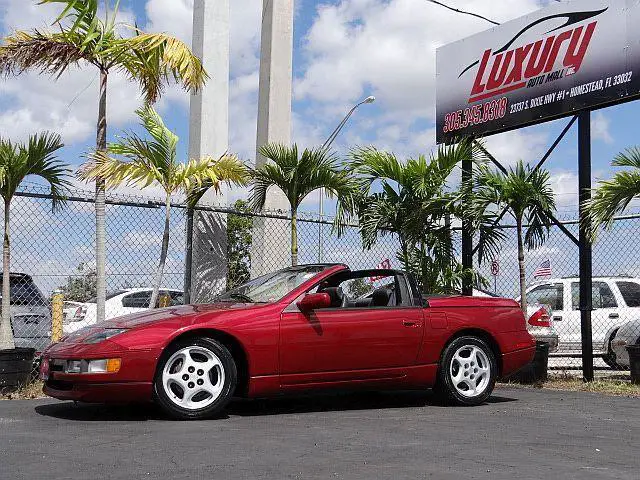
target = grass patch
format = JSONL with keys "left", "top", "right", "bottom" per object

{"left": 500, "top": 374, "right": 640, "bottom": 397}
{"left": 0, "top": 380, "right": 44, "bottom": 400}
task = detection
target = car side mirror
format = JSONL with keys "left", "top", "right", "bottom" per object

{"left": 297, "top": 293, "right": 331, "bottom": 312}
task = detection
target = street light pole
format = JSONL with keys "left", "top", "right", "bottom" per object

{"left": 318, "top": 95, "right": 375, "bottom": 262}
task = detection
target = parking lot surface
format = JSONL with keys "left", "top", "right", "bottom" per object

{"left": 0, "top": 386, "right": 638, "bottom": 480}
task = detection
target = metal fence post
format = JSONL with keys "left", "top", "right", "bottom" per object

{"left": 183, "top": 207, "right": 194, "bottom": 305}
{"left": 461, "top": 155, "right": 473, "bottom": 296}
{"left": 51, "top": 290, "right": 64, "bottom": 343}
{"left": 578, "top": 110, "right": 594, "bottom": 382}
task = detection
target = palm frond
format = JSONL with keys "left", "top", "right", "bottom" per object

{"left": 118, "top": 32, "right": 208, "bottom": 104}
{"left": 40, "top": 0, "right": 99, "bottom": 32}
{"left": 250, "top": 143, "right": 356, "bottom": 215}
{"left": 78, "top": 149, "right": 163, "bottom": 190}
{"left": 613, "top": 147, "right": 640, "bottom": 170}
{"left": 0, "top": 132, "right": 70, "bottom": 210}
{"left": 349, "top": 146, "right": 404, "bottom": 185}
{"left": 177, "top": 154, "right": 248, "bottom": 197}
{"left": 587, "top": 170, "right": 640, "bottom": 234}
{"left": 0, "top": 30, "right": 89, "bottom": 78}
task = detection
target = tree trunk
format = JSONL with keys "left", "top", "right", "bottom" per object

{"left": 0, "top": 199, "right": 15, "bottom": 350}
{"left": 95, "top": 69, "right": 108, "bottom": 323}
{"left": 291, "top": 208, "right": 298, "bottom": 267}
{"left": 149, "top": 193, "right": 172, "bottom": 308}
{"left": 516, "top": 216, "right": 527, "bottom": 315}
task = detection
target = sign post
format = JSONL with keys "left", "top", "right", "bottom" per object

{"left": 490, "top": 259, "right": 499, "bottom": 294}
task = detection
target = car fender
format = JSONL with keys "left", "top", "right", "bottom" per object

{"left": 602, "top": 323, "right": 624, "bottom": 351}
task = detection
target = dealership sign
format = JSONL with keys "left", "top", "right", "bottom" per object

{"left": 436, "top": 0, "right": 639, "bottom": 143}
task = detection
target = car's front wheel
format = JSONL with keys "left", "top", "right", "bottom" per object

{"left": 154, "top": 337, "right": 237, "bottom": 420}
{"left": 435, "top": 336, "right": 497, "bottom": 406}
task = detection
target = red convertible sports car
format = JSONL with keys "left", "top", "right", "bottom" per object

{"left": 40, "top": 264, "right": 535, "bottom": 419}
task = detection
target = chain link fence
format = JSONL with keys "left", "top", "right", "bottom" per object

{"left": 475, "top": 211, "right": 640, "bottom": 374}
{"left": 2, "top": 185, "right": 396, "bottom": 379}
{"left": 3, "top": 184, "right": 639, "bottom": 379}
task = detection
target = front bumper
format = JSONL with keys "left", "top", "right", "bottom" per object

{"left": 44, "top": 380, "right": 153, "bottom": 403}
{"left": 41, "top": 339, "right": 159, "bottom": 403}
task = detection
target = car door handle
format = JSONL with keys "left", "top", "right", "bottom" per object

{"left": 609, "top": 313, "right": 620, "bottom": 319}
{"left": 553, "top": 315, "right": 563, "bottom": 321}
{"left": 403, "top": 320, "right": 421, "bottom": 328}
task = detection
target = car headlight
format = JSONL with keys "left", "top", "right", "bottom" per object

{"left": 62, "top": 358, "right": 121, "bottom": 374}
{"left": 83, "top": 328, "right": 128, "bottom": 344}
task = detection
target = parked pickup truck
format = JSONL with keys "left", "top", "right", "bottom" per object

{"left": 525, "top": 276, "right": 640, "bottom": 367}
{"left": 41, "top": 264, "right": 535, "bottom": 420}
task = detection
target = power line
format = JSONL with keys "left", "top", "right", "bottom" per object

{"left": 424, "top": 0, "right": 499, "bottom": 25}
{"left": 424, "top": 0, "right": 564, "bottom": 26}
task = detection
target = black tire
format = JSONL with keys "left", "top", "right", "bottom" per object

{"left": 602, "top": 329, "right": 625, "bottom": 370}
{"left": 154, "top": 337, "right": 237, "bottom": 420}
{"left": 434, "top": 336, "right": 497, "bottom": 406}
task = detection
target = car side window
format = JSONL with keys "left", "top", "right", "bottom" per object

{"left": 528, "top": 284, "right": 563, "bottom": 311}
{"left": 122, "top": 291, "right": 152, "bottom": 308}
{"left": 169, "top": 291, "right": 184, "bottom": 306}
{"left": 616, "top": 281, "right": 640, "bottom": 307}
{"left": 338, "top": 276, "right": 398, "bottom": 308}
{"left": 571, "top": 282, "right": 617, "bottom": 310}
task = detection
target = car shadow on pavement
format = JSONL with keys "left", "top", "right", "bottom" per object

{"left": 227, "top": 390, "right": 516, "bottom": 417}
{"left": 34, "top": 401, "right": 166, "bottom": 421}
{"left": 34, "top": 390, "right": 517, "bottom": 421}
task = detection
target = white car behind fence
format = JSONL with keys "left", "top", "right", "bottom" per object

{"left": 63, "top": 288, "right": 184, "bottom": 334}
{"left": 525, "top": 277, "right": 640, "bottom": 368}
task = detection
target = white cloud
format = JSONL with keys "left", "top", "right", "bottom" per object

{"left": 484, "top": 128, "right": 550, "bottom": 167}
{"left": 591, "top": 111, "right": 613, "bottom": 144}
{"left": 295, "top": 0, "right": 541, "bottom": 121}
{"left": 549, "top": 170, "right": 578, "bottom": 211}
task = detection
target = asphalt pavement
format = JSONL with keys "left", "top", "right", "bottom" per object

{"left": 0, "top": 386, "right": 638, "bottom": 480}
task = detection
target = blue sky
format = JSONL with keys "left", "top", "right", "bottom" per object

{"left": 0, "top": 0, "right": 633, "bottom": 216}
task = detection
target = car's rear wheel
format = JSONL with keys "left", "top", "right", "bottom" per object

{"left": 603, "top": 329, "right": 625, "bottom": 370}
{"left": 154, "top": 337, "right": 237, "bottom": 420}
{"left": 435, "top": 336, "right": 497, "bottom": 406}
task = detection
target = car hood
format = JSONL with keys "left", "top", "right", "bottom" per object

{"left": 100, "top": 302, "right": 263, "bottom": 329}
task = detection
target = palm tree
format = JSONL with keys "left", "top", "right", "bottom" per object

{"left": 586, "top": 147, "right": 640, "bottom": 238}
{"left": 348, "top": 139, "right": 495, "bottom": 294}
{"left": 249, "top": 144, "right": 359, "bottom": 266}
{"left": 78, "top": 106, "right": 247, "bottom": 309}
{"left": 472, "top": 161, "right": 556, "bottom": 314}
{"left": 0, "top": 133, "right": 70, "bottom": 351}
{"left": 0, "top": 0, "right": 208, "bottom": 323}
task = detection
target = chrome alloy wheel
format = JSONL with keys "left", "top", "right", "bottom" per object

{"left": 161, "top": 346, "right": 225, "bottom": 410}
{"left": 449, "top": 344, "right": 491, "bottom": 398}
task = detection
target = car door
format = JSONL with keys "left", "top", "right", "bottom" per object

{"left": 568, "top": 281, "right": 619, "bottom": 348}
{"left": 279, "top": 275, "right": 424, "bottom": 385}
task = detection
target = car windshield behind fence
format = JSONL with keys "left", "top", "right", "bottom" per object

{"left": 218, "top": 266, "right": 328, "bottom": 303}
{"left": 0, "top": 276, "right": 47, "bottom": 306}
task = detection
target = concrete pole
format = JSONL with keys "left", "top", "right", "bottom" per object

{"left": 251, "top": 0, "right": 295, "bottom": 277}
{"left": 187, "top": 0, "right": 230, "bottom": 302}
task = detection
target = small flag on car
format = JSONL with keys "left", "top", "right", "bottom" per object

{"left": 533, "top": 259, "right": 552, "bottom": 278}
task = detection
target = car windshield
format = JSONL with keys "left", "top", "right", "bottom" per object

{"left": 217, "top": 266, "right": 328, "bottom": 303}
{"left": 0, "top": 276, "right": 46, "bottom": 306}
{"left": 86, "top": 290, "right": 128, "bottom": 304}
